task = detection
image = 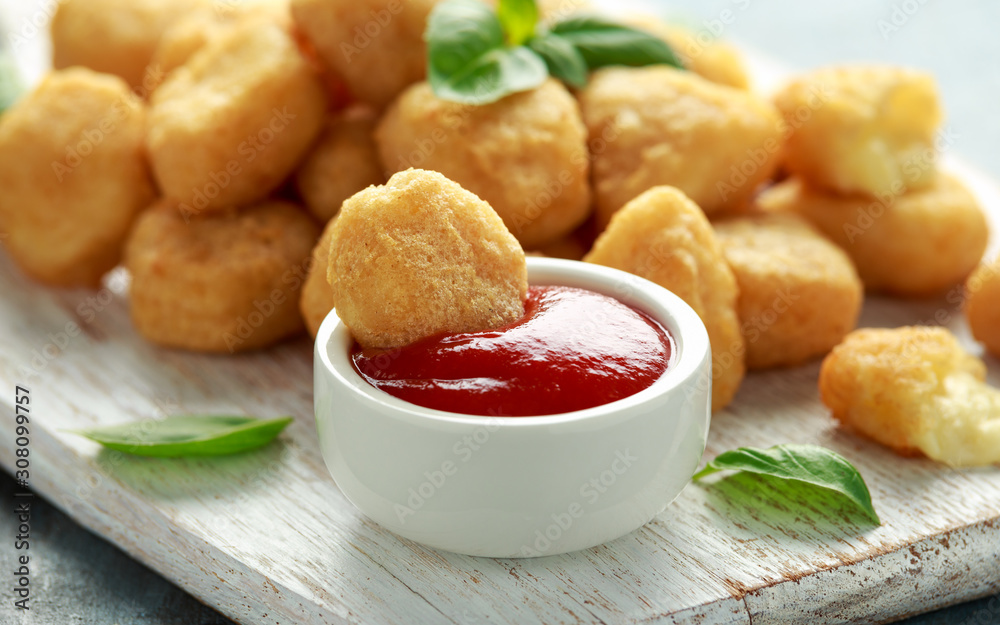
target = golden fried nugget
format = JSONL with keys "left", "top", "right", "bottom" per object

{"left": 301, "top": 217, "right": 337, "bottom": 338}
{"left": 774, "top": 65, "right": 942, "bottom": 197}
{"left": 147, "top": 19, "right": 326, "bottom": 214}
{"left": 295, "top": 111, "right": 384, "bottom": 222}
{"left": 51, "top": 0, "right": 207, "bottom": 90}
{"left": 714, "top": 213, "right": 863, "bottom": 370}
{"left": 965, "top": 257, "right": 1000, "bottom": 357}
{"left": 584, "top": 186, "right": 744, "bottom": 411}
{"left": 579, "top": 67, "right": 783, "bottom": 229}
{"left": 626, "top": 17, "right": 749, "bottom": 89}
{"left": 328, "top": 169, "right": 527, "bottom": 349}
{"left": 377, "top": 80, "right": 591, "bottom": 249}
{"left": 820, "top": 327, "right": 1000, "bottom": 467}
{"left": 148, "top": 1, "right": 291, "bottom": 87}
{"left": 757, "top": 174, "right": 988, "bottom": 297}
{"left": 290, "top": 0, "right": 438, "bottom": 110}
{"left": 125, "top": 200, "right": 318, "bottom": 353}
{"left": 0, "top": 69, "right": 154, "bottom": 288}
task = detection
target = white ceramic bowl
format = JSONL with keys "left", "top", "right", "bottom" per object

{"left": 314, "top": 257, "right": 711, "bottom": 557}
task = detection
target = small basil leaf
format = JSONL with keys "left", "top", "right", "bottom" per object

{"left": 427, "top": 0, "right": 547, "bottom": 104}
{"left": 527, "top": 32, "right": 588, "bottom": 88}
{"left": 432, "top": 45, "right": 548, "bottom": 105}
{"left": 497, "top": 0, "right": 539, "bottom": 47}
{"left": 550, "top": 14, "right": 683, "bottom": 70}
{"left": 0, "top": 54, "right": 23, "bottom": 114}
{"left": 693, "top": 444, "right": 880, "bottom": 524}
{"left": 69, "top": 415, "right": 293, "bottom": 457}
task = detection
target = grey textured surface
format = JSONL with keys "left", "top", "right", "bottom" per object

{"left": 2, "top": 0, "right": 1000, "bottom": 624}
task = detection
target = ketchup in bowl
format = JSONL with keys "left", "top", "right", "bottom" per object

{"left": 350, "top": 286, "right": 674, "bottom": 416}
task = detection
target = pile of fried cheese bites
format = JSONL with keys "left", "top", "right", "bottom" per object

{"left": 0, "top": 0, "right": 997, "bottom": 466}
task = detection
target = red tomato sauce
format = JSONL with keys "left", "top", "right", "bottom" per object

{"left": 351, "top": 285, "right": 673, "bottom": 417}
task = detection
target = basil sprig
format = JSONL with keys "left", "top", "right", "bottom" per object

{"left": 69, "top": 415, "right": 293, "bottom": 457}
{"left": 426, "top": 0, "right": 682, "bottom": 104}
{"left": 694, "top": 444, "right": 881, "bottom": 524}
{"left": 0, "top": 52, "right": 22, "bottom": 114}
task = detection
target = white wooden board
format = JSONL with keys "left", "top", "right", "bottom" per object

{"left": 1, "top": 3, "right": 1000, "bottom": 623}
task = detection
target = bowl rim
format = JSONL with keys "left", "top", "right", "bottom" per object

{"left": 315, "top": 257, "right": 710, "bottom": 428}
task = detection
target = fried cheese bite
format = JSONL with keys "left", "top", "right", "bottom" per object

{"left": 51, "top": 0, "right": 208, "bottom": 90}
{"left": 301, "top": 217, "right": 337, "bottom": 338}
{"left": 965, "top": 257, "right": 1000, "bottom": 358}
{"left": 328, "top": 169, "right": 527, "bottom": 350}
{"left": 626, "top": 17, "right": 749, "bottom": 89}
{"left": 295, "top": 112, "right": 384, "bottom": 222}
{"left": 290, "top": 0, "right": 438, "bottom": 110}
{"left": 579, "top": 67, "right": 783, "bottom": 229}
{"left": 125, "top": 200, "right": 318, "bottom": 353}
{"left": 147, "top": 19, "right": 326, "bottom": 215}
{"left": 773, "top": 65, "right": 942, "bottom": 197}
{"left": 0, "top": 69, "right": 154, "bottom": 288}
{"left": 757, "top": 174, "right": 988, "bottom": 297}
{"left": 714, "top": 213, "right": 863, "bottom": 370}
{"left": 820, "top": 327, "right": 1000, "bottom": 467}
{"left": 377, "top": 79, "right": 591, "bottom": 249}
{"left": 584, "top": 186, "right": 743, "bottom": 411}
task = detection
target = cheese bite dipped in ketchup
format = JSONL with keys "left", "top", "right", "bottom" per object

{"left": 351, "top": 285, "right": 674, "bottom": 416}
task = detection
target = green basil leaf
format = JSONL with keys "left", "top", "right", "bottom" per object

{"left": 550, "top": 14, "right": 683, "bottom": 71}
{"left": 527, "top": 32, "right": 588, "bottom": 88}
{"left": 69, "top": 415, "right": 293, "bottom": 457}
{"left": 693, "top": 444, "right": 880, "bottom": 524}
{"left": 427, "top": 0, "right": 547, "bottom": 104}
{"left": 0, "top": 54, "right": 23, "bottom": 114}
{"left": 497, "top": 0, "right": 539, "bottom": 47}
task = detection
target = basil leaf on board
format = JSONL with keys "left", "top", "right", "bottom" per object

{"left": 693, "top": 444, "right": 880, "bottom": 524}
{"left": 497, "top": 0, "right": 539, "bottom": 47}
{"left": 427, "top": 0, "right": 548, "bottom": 105}
{"left": 550, "top": 15, "right": 683, "bottom": 71}
{"left": 528, "top": 32, "right": 588, "bottom": 88}
{"left": 69, "top": 415, "right": 293, "bottom": 457}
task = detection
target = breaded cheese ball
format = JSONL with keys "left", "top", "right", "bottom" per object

{"left": 579, "top": 67, "right": 783, "bottom": 229}
{"left": 147, "top": 19, "right": 326, "bottom": 214}
{"left": 148, "top": 1, "right": 291, "bottom": 88}
{"left": 377, "top": 79, "right": 591, "bottom": 249}
{"left": 301, "top": 217, "right": 337, "bottom": 338}
{"left": 52, "top": 0, "right": 207, "bottom": 90}
{"left": 714, "top": 213, "right": 863, "bottom": 369}
{"left": 291, "top": 0, "right": 438, "bottom": 110}
{"left": 0, "top": 69, "right": 155, "bottom": 288}
{"left": 757, "top": 174, "right": 988, "bottom": 297}
{"left": 626, "top": 17, "right": 749, "bottom": 89}
{"left": 125, "top": 200, "right": 318, "bottom": 353}
{"left": 820, "top": 327, "right": 1000, "bottom": 467}
{"left": 295, "top": 111, "right": 384, "bottom": 222}
{"left": 328, "top": 169, "right": 527, "bottom": 349}
{"left": 774, "top": 65, "right": 942, "bottom": 197}
{"left": 965, "top": 257, "right": 1000, "bottom": 357}
{"left": 584, "top": 186, "right": 744, "bottom": 411}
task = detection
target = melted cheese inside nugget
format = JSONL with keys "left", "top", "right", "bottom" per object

{"left": 125, "top": 201, "right": 319, "bottom": 353}
{"left": 301, "top": 217, "right": 338, "bottom": 339}
{"left": 295, "top": 112, "right": 384, "bottom": 223}
{"left": 774, "top": 65, "right": 942, "bottom": 197}
{"left": 0, "top": 68, "right": 155, "bottom": 288}
{"left": 757, "top": 174, "right": 988, "bottom": 297}
{"left": 579, "top": 67, "right": 783, "bottom": 229}
{"left": 377, "top": 80, "right": 591, "bottom": 249}
{"left": 714, "top": 214, "right": 863, "bottom": 370}
{"left": 147, "top": 19, "right": 326, "bottom": 214}
{"left": 965, "top": 257, "right": 1000, "bottom": 358}
{"left": 820, "top": 327, "right": 1000, "bottom": 467}
{"left": 52, "top": 0, "right": 208, "bottom": 90}
{"left": 328, "top": 169, "right": 528, "bottom": 350}
{"left": 584, "top": 186, "right": 743, "bottom": 411}
{"left": 291, "top": 0, "right": 438, "bottom": 110}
